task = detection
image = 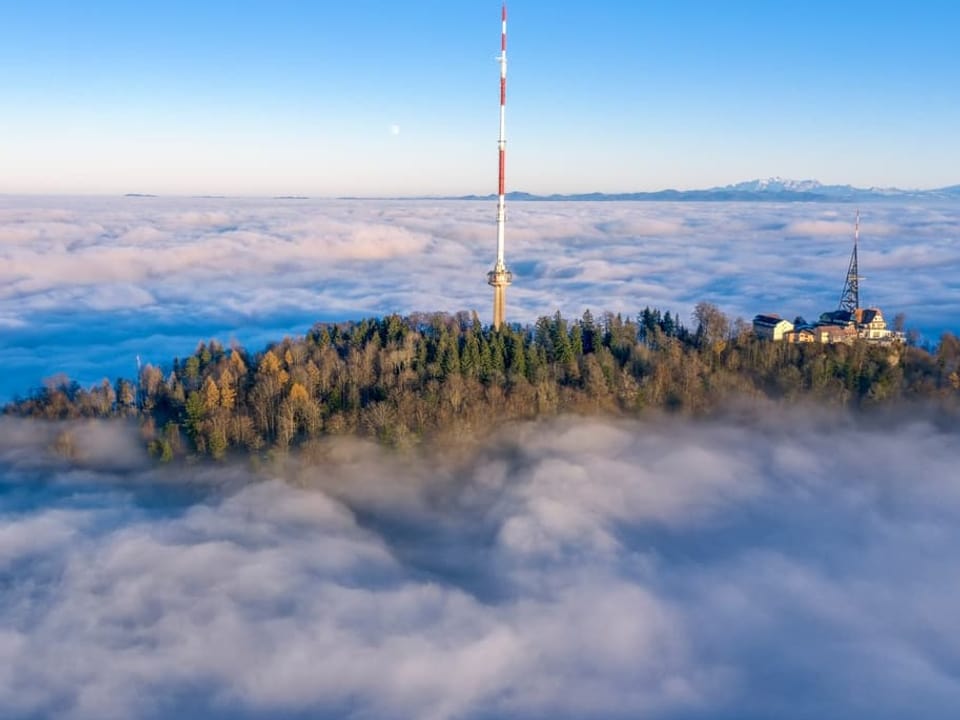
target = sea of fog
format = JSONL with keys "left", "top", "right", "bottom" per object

{"left": 2, "top": 413, "right": 959, "bottom": 719}
{"left": 2, "top": 195, "right": 959, "bottom": 402}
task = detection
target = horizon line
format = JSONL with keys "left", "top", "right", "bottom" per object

{"left": 2, "top": 180, "right": 959, "bottom": 202}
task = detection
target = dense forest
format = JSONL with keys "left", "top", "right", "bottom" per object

{"left": 6, "top": 303, "right": 960, "bottom": 460}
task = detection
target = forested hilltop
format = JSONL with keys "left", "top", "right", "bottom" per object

{"left": 6, "top": 304, "right": 960, "bottom": 459}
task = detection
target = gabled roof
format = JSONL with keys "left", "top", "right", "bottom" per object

{"left": 855, "top": 307, "right": 884, "bottom": 324}
{"left": 819, "top": 309, "right": 854, "bottom": 326}
{"left": 753, "top": 314, "right": 787, "bottom": 326}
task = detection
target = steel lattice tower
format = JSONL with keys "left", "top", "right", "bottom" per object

{"left": 838, "top": 210, "right": 861, "bottom": 314}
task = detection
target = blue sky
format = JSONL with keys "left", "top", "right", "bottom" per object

{"left": 1, "top": 1, "right": 958, "bottom": 195}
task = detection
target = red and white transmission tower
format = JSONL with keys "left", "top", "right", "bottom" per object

{"left": 487, "top": 3, "right": 513, "bottom": 329}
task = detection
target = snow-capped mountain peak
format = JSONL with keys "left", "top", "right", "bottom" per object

{"left": 724, "top": 177, "right": 825, "bottom": 193}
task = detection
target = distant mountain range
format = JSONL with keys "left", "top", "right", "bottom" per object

{"left": 121, "top": 178, "right": 960, "bottom": 202}
{"left": 455, "top": 177, "right": 960, "bottom": 202}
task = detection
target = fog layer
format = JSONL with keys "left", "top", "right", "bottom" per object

{"left": 2, "top": 196, "right": 958, "bottom": 401}
{"left": 2, "top": 413, "right": 959, "bottom": 719}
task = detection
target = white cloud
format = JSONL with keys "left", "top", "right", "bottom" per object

{"left": 1, "top": 414, "right": 960, "bottom": 718}
{"left": 1, "top": 196, "right": 958, "bottom": 401}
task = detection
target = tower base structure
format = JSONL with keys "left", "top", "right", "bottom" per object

{"left": 487, "top": 266, "right": 513, "bottom": 330}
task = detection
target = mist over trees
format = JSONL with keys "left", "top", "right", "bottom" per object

{"left": 6, "top": 304, "right": 960, "bottom": 460}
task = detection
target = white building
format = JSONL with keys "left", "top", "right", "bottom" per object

{"left": 753, "top": 314, "right": 795, "bottom": 341}
{"left": 854, "top": 308, "right": 893, "bottom": 341}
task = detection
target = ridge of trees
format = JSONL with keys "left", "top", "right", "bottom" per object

{"left": 6, "top": 304, "right": 960, "bottom": 460}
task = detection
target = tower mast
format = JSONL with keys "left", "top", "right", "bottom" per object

{"left": 838, "top": 209, "right": 861, "bottom": 314}
{"left": 487, "top": 3, "right": 512, "bottom": 329}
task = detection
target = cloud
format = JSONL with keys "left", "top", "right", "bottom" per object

{"left": 784, "top": 218, "right": 896, "bottom": 237}
{"left": 1, "top": 413, "right": 960, "bottom": 719}
{"left": 1, "top": 196, "right": 958, "bottom": 402}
